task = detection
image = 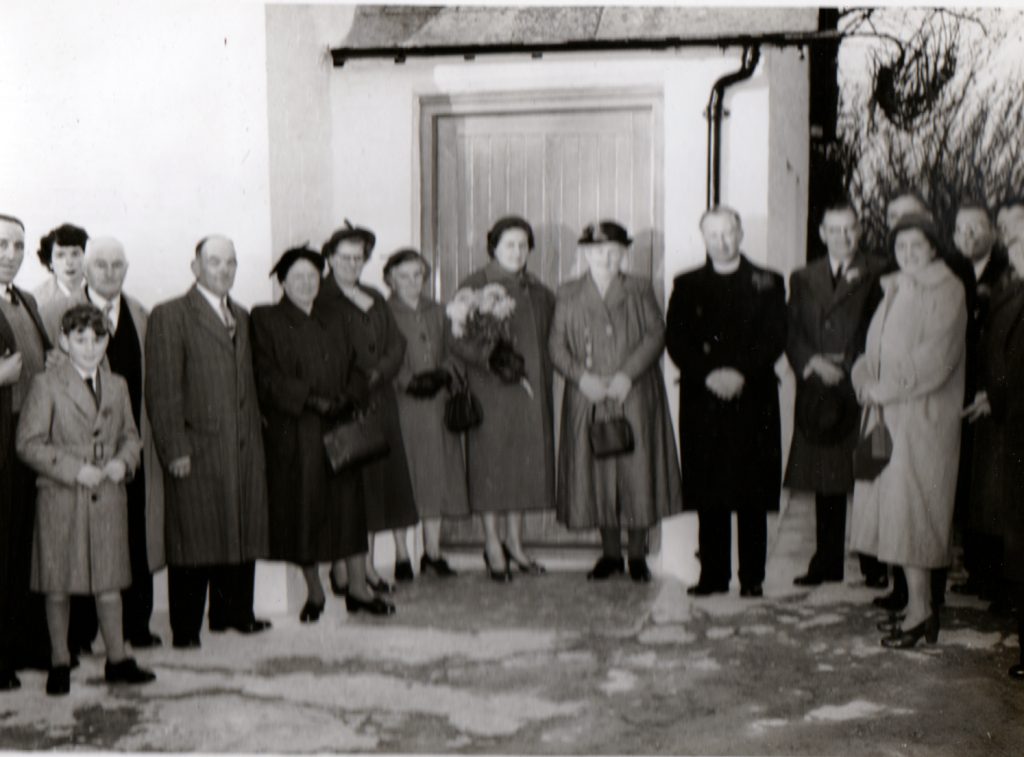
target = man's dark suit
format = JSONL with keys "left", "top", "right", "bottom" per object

{"left": 666, "top": 255, "right": 787, "bottom": 590}
{"left": 785, "top": 251, "right": 886, "bottom": 580}
{"left": 0, "top": 286, "right": 52, "bottom": 674}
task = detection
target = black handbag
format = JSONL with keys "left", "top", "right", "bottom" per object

{"left": 322, "top": 406, "right": 390, "bottom": 472}
{"left": 444, "top": 366, "right": 482, "bottom": 432}
{"left": 852, "top": 404, "right": 893, "bottom": 481}
{"left": 588, "top": 402, "right": 635, "bottom": 459}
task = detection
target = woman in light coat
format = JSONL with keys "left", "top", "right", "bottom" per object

{"left": 549, "top": 221, "right": 682, "bottom": 582}
{"left": 850, "top": 213, "right": 967, "bottom": 649}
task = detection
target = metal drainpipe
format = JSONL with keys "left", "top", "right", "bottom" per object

{"left": 706, "top": 45, "right": 761, "bottom": 208}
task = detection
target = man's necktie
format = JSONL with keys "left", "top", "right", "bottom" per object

{"left": 221, "top": 299, "right": 236, "bottom": 340}
{"left": 103, "top": 302, "right": 115, "bottom": 334}
{"left": 85, "top": 376, "right": 99, "bottom": 407}
{"left": 4, "top": 285, "right": 18, "bottom": 306}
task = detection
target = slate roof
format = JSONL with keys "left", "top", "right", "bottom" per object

{"left": 334, "top": 5, "right": 820, "bottom": 51}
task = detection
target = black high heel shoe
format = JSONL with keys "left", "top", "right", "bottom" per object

{"left": 299, "top": 600, "right": 325, "bottom": 623}
{"left": 367, "top": 576, "right": 396, "bottom": 594}
{"left": 345, "top": 593, "right": 395, "bottom": 616}
{"left": 483, "top": 550, "right": 512, "bottom": 582}
{"left": 329, "top": 571, "right": 348, "bottom": 598}
{"left": 881, "top": 613, "right": 939, "bottom": 649}
{"left": 501, "top": 543, "right": 545, "bottom": 575}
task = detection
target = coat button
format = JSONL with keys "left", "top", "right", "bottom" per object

{"left": 702, "top": 342, "right": 711, "bottom": 355}
{"left": 824, "top": 319, "right": 833, "bottom": 330}
{"left": 91, "top": 494, "right": 98, "bottom": 502}
{"left": 93, "top": 429, "right": 100, "bottom": 437}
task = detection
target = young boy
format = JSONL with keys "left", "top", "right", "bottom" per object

{"left": 16, "top": 303, "right": 155, "bottom": 695}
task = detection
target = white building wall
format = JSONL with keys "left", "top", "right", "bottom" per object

{"left": 1, "top": 1, "right": 808, "bottom": 609}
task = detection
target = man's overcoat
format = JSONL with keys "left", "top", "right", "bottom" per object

{"left": 144, "top": 286, "right": 268, "bottom": 566}
{"left": 784, "top": 252, "right": 886, "bottom": 494}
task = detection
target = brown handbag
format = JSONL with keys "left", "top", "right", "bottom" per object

{"left": 322, "top": 406, "right": 390, "bottom": 473}
{"left": 588, "top": 402, "right": 635, "bottom": 459}
{"left": 852, "top": 404, "right": 893, "bottom": 481}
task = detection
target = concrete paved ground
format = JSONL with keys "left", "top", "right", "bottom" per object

{"left": 2, "top": 498, "right": 1023, "bottom": 755}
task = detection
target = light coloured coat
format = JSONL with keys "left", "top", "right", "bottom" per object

{"left": 850, "top": 261, "right": 967, "bottom": 568}
{"left": 549, "top": 273, "right": 682, "bottom": 529}
{"left": 39, "top": 288, "right": 165, "bottom": 571}
{"left": 16, "top": 361, "right": 141, "bottom": 593}
{"left": 145, "top": 286, "right": 268, "bottom": 566}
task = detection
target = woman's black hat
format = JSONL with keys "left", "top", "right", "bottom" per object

{"left": 578, "top": 221, "right": 633, "bottom": 247}
{"left": 323, "top": 219, "right": 377, "bottom": 260}
{"left": 270, "top": 244, "right": 325, "bottom": 283}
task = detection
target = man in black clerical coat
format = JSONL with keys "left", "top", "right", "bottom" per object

{"left": 666, "top": 205, "right": 787, "bottom": 598}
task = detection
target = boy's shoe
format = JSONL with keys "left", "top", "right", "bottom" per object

{"left": 105, "top": 658, "right": 156, "bottom": 685}
{"left": 46, "top": 666, "right": 71, "bottom": 696}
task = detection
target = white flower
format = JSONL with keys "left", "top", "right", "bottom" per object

{"left": 477, "top": 283, "right": 508, "bottom": 315}
{"left": 845, "top": 267, "right": 861, "bottom": 283}
{"left": 446, "top": 300, "right": 471, "bottom": 337}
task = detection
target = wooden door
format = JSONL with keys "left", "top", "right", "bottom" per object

{"left": 420, "top": 89, "right": 663, "bottom": 546}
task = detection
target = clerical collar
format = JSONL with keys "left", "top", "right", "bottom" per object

{"left": 973, "top": 252, "right": 992, "bottom": 282}
{"left": 711, "top": 256, "right": 741, "bottom": 274}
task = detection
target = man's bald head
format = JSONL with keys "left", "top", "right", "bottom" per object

{"left": 84, "top": 236, "right": 129, "bottom": 299}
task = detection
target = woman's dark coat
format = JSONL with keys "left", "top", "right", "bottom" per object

{"left": 665, "top": 256, "right": 787, "bottom": 511}
{"left": 450, "top": 261, "right": 556, "bottom": 513}
{"left": 250, "top": 297, "right": 369, "bottom": 563}
{"left": 314, "top": 275, "right": 418, "bottom": 533}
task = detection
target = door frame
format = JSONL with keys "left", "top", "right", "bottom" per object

{"left": 418, "top": 86, "right": 665, "bottom": 301}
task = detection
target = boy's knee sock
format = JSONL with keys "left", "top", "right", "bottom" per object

{"left": 95, "top": 593, "right": 126, "bottom": 663}
{"left": 45, "top": 595, "right": 71, "bottom": 667}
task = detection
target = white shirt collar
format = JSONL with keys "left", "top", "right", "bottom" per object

{"left": 195, "top": 282, "right": 230, "bottom": 323}
{"left": 87, "top": 288, "right": 121, "bottom": 330}
{"left": 828, "top": 255, "right": 851, "bottom": 277}
{"left": 710, "top": 256, "right": 742, "bottom": 274}
{"left": 72, "top": 364, "right": 98, "bottom": 384}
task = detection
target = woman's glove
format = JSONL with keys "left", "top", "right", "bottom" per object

{"left": 488, "top": 340, "right": 526, "bottom": 384}
{"left": 406, "top": 369, "right": 451, "bottom": 398}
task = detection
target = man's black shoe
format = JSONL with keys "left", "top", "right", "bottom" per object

{"left": 740, "top": 583, "right": 763, "bottom": 598}
{"left": 209, "top": 618, "right": 272, "bottom": 634}
{"left": 0, "top": 669, "right": 20, "bottom": 691}
{"left": 587, "top": 556, "right": 625, "bottom": 581}
{"left": 686, "top": 582, "right": 729, "bottom": 596}
{"left": 628, "top": 559, "right": 652, "bottom": 583}
{"left": 172, "top": 636, "right": 201, "bottom": 649}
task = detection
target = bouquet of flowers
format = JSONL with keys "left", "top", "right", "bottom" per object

{"left": 446, "top": 283, "right": 533, "bottom": 398}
